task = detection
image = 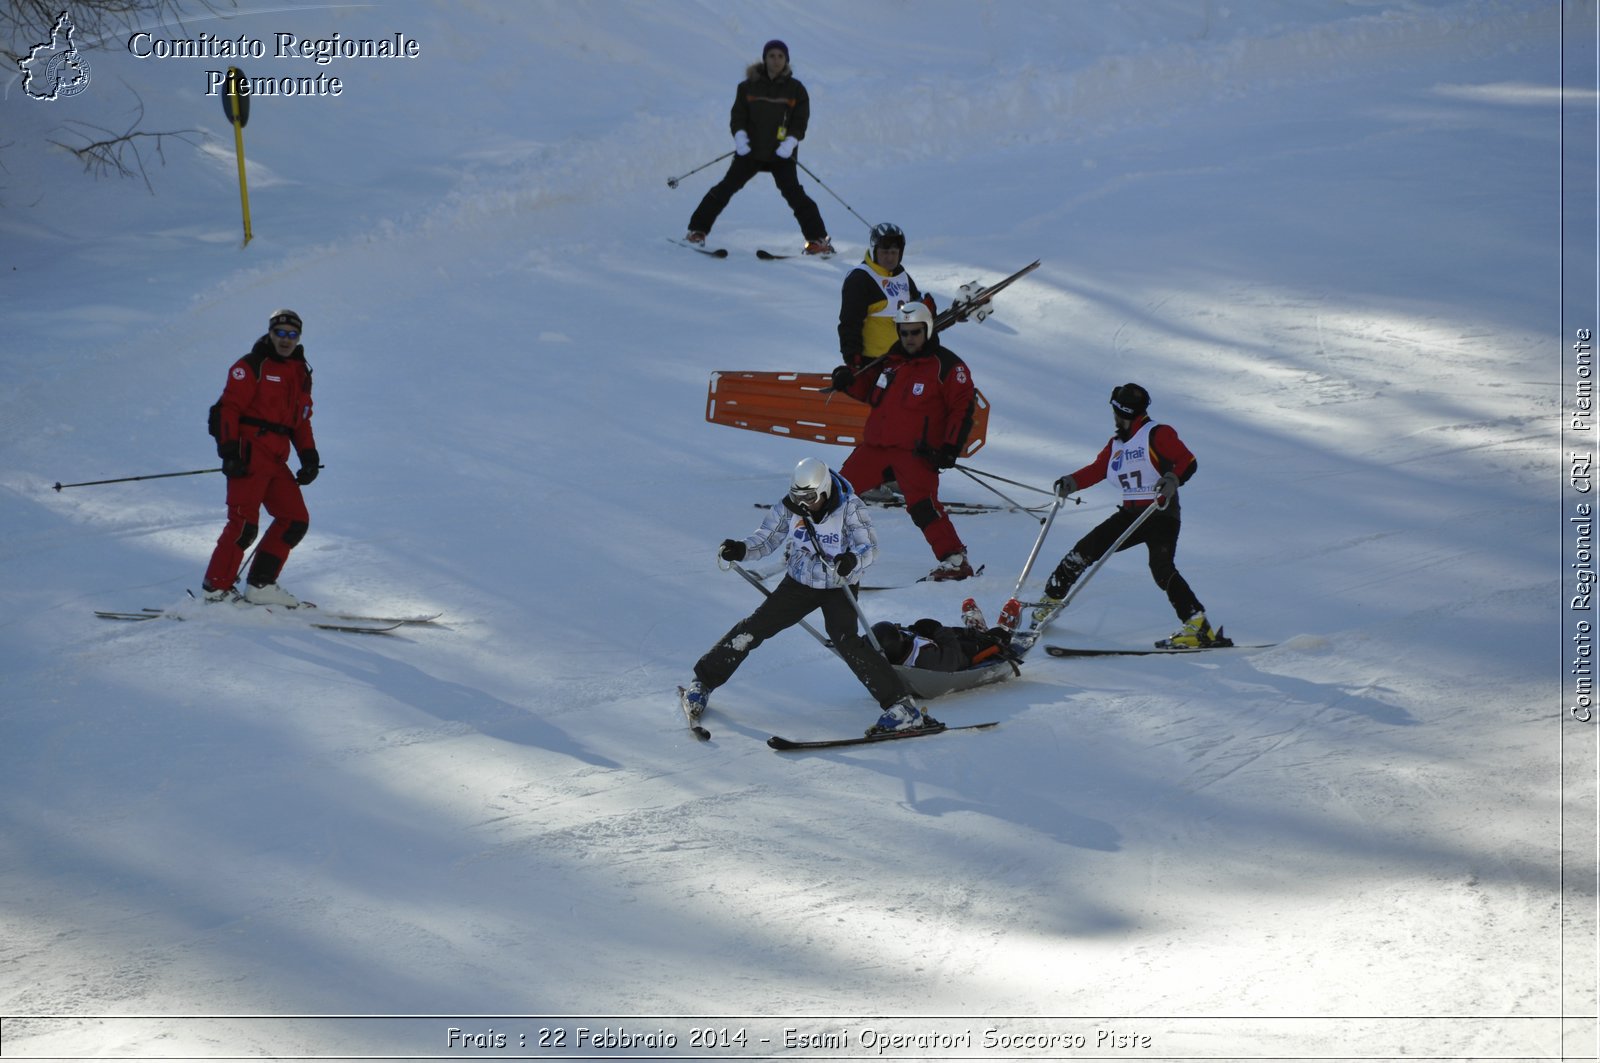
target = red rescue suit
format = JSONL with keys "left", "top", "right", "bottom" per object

{"left": 204, "top": 338, "right": 316, "bottom": 591}
{"left": 838, "top": 339, "right": 975, "bottom": 560}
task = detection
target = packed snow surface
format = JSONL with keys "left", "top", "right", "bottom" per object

{"left": 1, "top": 1, "right": 1593, "bottom": 1060}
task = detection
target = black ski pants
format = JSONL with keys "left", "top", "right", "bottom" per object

{"left": 687, "top": 155, "right": 827, "bottom": 241}
{"left": 694, "top": 576, "right": 905, "bottom": 708}
{"left": 1060, "top": 503, "right": 1204, "bottom": 621}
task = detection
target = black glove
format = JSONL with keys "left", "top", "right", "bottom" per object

{"left": 831, "top": 364, "right": 854, "bottom": 390}
{"left": 295, "top": 448, "right": 320, "bottom": 486}
{"left": 1054, "top": 475, "right": 1077, "bottom": 498}
{"left": 936, "top": 443, "right": 959, "bottom": 469}
{"left": 834, "top": 551, "right": 858, "bottom": 578}
{"left": 218, "top": 439, "right": 249, "bottom": 479}
{"left": 718, "top": 538, "right": 746, "bottom": 562}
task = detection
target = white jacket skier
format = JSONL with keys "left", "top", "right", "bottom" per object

{"left": 736, "top": 468, "right": 878, "bottom": 589}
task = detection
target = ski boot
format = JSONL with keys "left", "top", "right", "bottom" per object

{"left": 929, "top": 551, "right": 975, "bottom": 582}
{"left": 1158, "top": 612, "right": 1227, "bottom": 649}
{"left": 242, "top": 581, "right": 303, "bottom": 608}
{"left": 996, "top": 597, "right": 1023, "bottom": 632}
{"left": 960, "top": 598, "right": 987, "bottom": 632}
{"left": 803, "top": 236, "right": 835, "bottom": 256}
{"left": 1031, "top": 553, "right": 1086, "bottom": 622}
{"left": 868, "top": 701, "right": 941, "bottom": 736}
{"left": 682, "top": 680, "right": 710, "bottom": 721}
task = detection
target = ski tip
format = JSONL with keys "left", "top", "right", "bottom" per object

{"left": 670, "top": 237, "right": 728, "bottom": 257}
{"left": 692, "top": 726, "right": 711, "bottom": 741}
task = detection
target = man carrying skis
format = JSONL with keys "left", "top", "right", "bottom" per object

{"left": 831, "top": 303, "right": 977, "bottom": 581}
{"left": 201, "top": 309, "right": 320, "bottom": 607}
{"left": 684, "top": 39, "right": 833, "bottom": 256}
{"left": 685, "top": 457, "right": 936, "bottom": 735}
{"left": 838, "top": 222, "right": 932, "bottom": 371}
{"left": 1034, "top": 383, "right": 1224, "bottom": 648}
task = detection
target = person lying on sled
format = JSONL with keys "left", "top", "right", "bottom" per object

{"left": 870, "top": 618, "right": 1018, "bottom": 672}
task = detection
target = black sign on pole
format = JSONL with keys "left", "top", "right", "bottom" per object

{"left": 222, "top": 66, "right": 249, "bottom": 127}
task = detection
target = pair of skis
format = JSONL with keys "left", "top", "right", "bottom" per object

{"left": 671, "top": 239, "right": 833, "bottom": 261}
{"left": 678, "top": 686, "right": 996, "bottom": 750}
{"left": 95, "top": 601, "right": 442, "bottom": 635}
{"left": 1045, "top": 639, "right": 1274, "bottom": 657}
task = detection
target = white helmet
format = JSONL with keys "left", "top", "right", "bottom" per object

{"left": 789, "top": 456, "right": 832, "bottom": 509}
{"left": 896, "top": 301, "right": 934, "bottom": 340}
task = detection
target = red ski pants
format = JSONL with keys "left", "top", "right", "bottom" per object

{"left": 204, "top": 459, "right": 309, "bottom": 590}
{"left": 839, "top": 445, "right": 964, "bottom": 560}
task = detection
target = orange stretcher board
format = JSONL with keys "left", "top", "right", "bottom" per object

{"left": 705, "top": 370, "right": 988, "bottom": 456}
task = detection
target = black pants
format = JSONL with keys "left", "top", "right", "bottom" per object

{"left": 694, "top": 576, "right": 904, "bottom": 708}
{"left": 687, "top": 155, "right": 827, "bottom": 241}
{"left": 1059, "top": 503, "right": 1203, "bottom": 621}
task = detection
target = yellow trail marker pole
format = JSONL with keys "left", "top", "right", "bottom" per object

{"left": 223, "top": 67, "right": 252, "bottom": 247}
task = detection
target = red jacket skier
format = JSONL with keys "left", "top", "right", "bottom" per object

{"left": 1034, "top": 383, "right": 1224, "bottom": 648}
{"left": 833, "top": 302, "right": 977, "bottom": 580}
{"left": 202, "top": 309, "right": 320, "bottom": 606}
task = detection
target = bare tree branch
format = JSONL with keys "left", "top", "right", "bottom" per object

{"left": 5, "top": 0, "right": 227, "bottom": 192}
{"left": 48, "top": 95, "right": 199, "bottom": 194}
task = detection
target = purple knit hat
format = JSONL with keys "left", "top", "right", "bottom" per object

{"left": 762, "top": 39, "right": 789, "bottom": 61}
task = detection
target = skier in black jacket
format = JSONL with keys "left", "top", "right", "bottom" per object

{"left": 685, "top": 40, "right": 833, "bottom": 255}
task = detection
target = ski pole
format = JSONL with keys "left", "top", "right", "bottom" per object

{"left": 795, "top": 160, "right": 873, "bottom": 231}
{"left": 53, "top": 467, "right": 219, "bottom": 492}
{"left": 730, "top": 558, "right": 918, "bottom": 711}
{"left": 1010, "top": 494, "right": 1065, "bottom": 599}
{"left": 666, "top": 151, "right": 733, "bottom": 189}
{"left": 954, "top": 463, "right": 1057, "bottom": 496}
{"left": 1055, "top": 498, "right": 1167, "bottom": 613}
{"left": 726, "top": 560, "right": 836, "bottom": 655}
{"left": 827, "top": 559, "right": 924, "bottom": 711}
{"left": 952, "top": 464, "right": 1053, "bottom": 522}
{"left": 1022, "top": 497, "right": 1167, "bottom": 647}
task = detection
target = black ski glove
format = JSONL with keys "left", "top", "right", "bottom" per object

{"left": 834, "top": 551, "right": 858, "bottom": 578}
{"left": 218, "top": 439, "right": 249, "bottom": 479}
{"left": 830, "top": 365, "right": 854, "bottom": 390}
{"left": 936, "top": 443, "right": 959, "bottom": 469}
{"left": 296, "top": 448, "right": 320, "bottom": 486}
{"left": 718, "top": 539, "right": 746, "bottom": 562}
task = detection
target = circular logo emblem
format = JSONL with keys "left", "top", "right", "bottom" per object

{"left": 232, "top": 366, "right": 247, "bottom": 380}
{"left": 47, "top": 52, "right": 91, "bottom": 98}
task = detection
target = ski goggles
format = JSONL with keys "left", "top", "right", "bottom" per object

{"left": 788, "top": 484, "right": 824, "bottom": 507}
{"left": 272, "top": 328, "right": 301, "bottom": 339}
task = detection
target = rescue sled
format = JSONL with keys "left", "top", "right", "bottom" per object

{"left": 893, "top": 657, "right": 1017, "bottom": 700}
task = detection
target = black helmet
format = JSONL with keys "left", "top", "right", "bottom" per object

{"left": 1110, "top": 383, "right": 1150, "bottom": 419}
{"left": 870, "top": 222, "right": 905, "bottom": 261}
{"left": 871, "top": 621, "right": 909, "bottom": 662}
